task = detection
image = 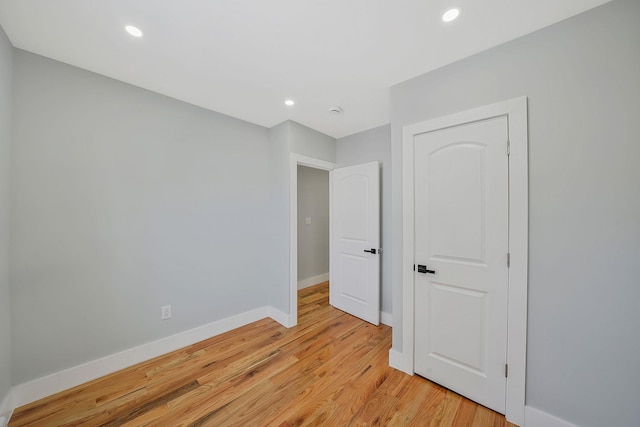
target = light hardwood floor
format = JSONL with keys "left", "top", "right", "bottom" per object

{"left": 9, "top": 282, "right": 517, "bottom": 426}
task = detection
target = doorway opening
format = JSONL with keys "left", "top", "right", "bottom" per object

{"left": 296, "top": 165, "right": 330, "bottom": 312}
{"left": 289, "top": 154, "right": 335, "bottom": 326}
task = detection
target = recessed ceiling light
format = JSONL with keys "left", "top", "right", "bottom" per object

{"left": 125, "top": 25, "right": 143, "bottom": 37}
{"left": 284, "top": 99, "right": 295, "bottom": 106}
{"left": 442, "top": 8, "right": 460, "bottom": 22}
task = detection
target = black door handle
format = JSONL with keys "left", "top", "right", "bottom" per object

{"left": 364, "top": 249, "right": 377, "bottom": 254}
{"left": 416, "top": 264, "right": 435, "bottom": 274}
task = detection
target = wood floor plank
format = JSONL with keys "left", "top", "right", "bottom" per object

{"left": 9, "top": 281, "right": 517, "bottom": 427}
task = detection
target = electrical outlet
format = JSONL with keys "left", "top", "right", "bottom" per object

{"left": 305, "top": 217, "right": 311, "bottom": 225}
{"left": 161, "top": 305, "right": 172, "bottom": 320}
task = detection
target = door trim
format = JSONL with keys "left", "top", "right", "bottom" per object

{"left": 400, "top": 97, "right": 528, "bottom": 425}
{"left": 289, "top": 154, "right": 336, "bottom": 326}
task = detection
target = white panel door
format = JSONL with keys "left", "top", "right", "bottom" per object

{"left": 330, "top": 161, "right": 380, "bottom": 325}
{"left": 414, "top": 116, "right": 509, "bottom": 413}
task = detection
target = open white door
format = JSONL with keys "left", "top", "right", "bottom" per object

{"left": 330, "top": 161, "right": 380, "bottom": 325}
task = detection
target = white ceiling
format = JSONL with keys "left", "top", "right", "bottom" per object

{"left": 0, "top": 0, "right": 611, "bottom": 138}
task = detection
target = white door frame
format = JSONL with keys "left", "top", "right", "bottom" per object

{"left": 289, "top": 154, "right": 336, "bottom": 326}
{"left": 400, "top": 97, "right": 528, "bottom": 426}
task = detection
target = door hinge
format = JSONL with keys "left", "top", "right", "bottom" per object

{"left": 507, "top": 140, "right": 511, "bottom": 156}
{"left": 505, "top": 364, "right": 509, "bottom": 378}
{"left": 507, "top": 252, "right": 511, "bottom": 268}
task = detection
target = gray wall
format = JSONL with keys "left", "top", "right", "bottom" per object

{"left": 10, "top": 51, "right": 274, "bottom": 383}
{"left": 268, "top": 121, "right": 336, "bottom": 312}
{"left": 297, "top": 166, "right": 329, "bottom": 286}
{"left": 390, "top": 1, "right": 640, "bottom": 426}
{"left": 336, "top": 125, "right": 391, "bottom": 316}
{"left": 0, "top": 26, "right": 12, "bottom": 411}
{"left": 289, "top": 121, "right": 337, "bottom": 163}
{"left": 266, "top": 122, "right": 291, "bottom": 312}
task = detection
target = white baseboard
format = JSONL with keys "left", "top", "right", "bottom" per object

{"left": 266, "top": 306, "right": 294, "bottom": 328}
{"left": 524, "top": 406, "right": 578, "bottom": 427}
{"left": 388, "top": 348, "right": 413, "bottom": 375}
{"left": 380, "top": 311, "right": 392, "bottom": 327}
{"left": 0, "top": 389, "right": 12, "bottom": 427}
{"left": 11, "top": 305, "right": 289, "bottom": 409}
{"left": 297, "top": 272, "right": 329, "bottom": 290}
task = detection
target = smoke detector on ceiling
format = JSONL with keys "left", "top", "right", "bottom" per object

{"left": 329, "top": 106, "right": 343, "bottom": 115}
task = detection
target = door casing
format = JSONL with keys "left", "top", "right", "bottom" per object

{"left": 398, "top": 97, "right": 528, "bottom": 426}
